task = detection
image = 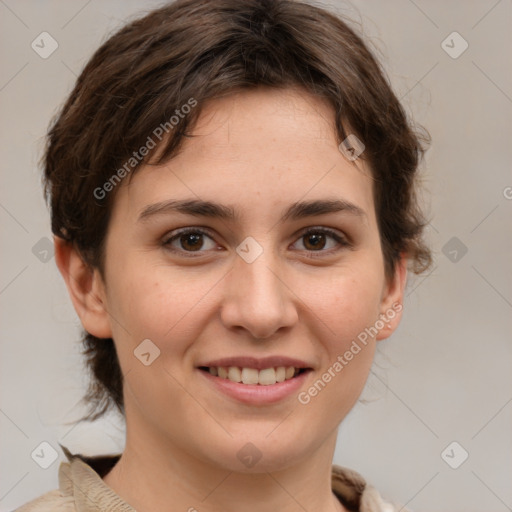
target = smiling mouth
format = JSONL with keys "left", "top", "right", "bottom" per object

{"left": 198, "top": 366, "right": 311, "bottom": 386}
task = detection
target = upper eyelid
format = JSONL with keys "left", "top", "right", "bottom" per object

{"left": 162, "top": 226, "right": 213, "bottom": 241}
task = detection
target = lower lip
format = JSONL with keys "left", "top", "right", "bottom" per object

{"left": 197, "top": 369, "right": 311, "bottom": 405}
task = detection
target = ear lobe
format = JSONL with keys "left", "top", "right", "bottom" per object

{"left": 375, "top": 255, "right": 407, "bottom": 341}
{"left": 54, "top": 237, "right": 113, "bottom": 339}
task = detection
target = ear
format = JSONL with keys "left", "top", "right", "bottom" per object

{"left": 54, "top": 236, "right": 113, "bottom": 339}
{"left": 375, "top": 254, "right": 407, "bottom": 341}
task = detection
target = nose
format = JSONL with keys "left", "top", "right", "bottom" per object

{"left": 220, "top": 247, "right": 298, "bottom": 339}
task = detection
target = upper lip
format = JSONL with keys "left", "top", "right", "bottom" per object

{"left": 198, "top": 356, "right": 313, "bottom": 370}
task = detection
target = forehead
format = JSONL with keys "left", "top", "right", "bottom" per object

{"left": 119, "top": 87, "right": 376, "bottom": 224}
{"left": 193, "top": 86, "right": 336, "bottom": 144}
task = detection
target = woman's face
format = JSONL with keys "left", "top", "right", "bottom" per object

{"left": 93, "top": 87, "right": 405, "bottom": 472}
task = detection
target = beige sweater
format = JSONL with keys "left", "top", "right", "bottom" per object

{"left": 15, "top": 449, "right": 402, "bottom": 511}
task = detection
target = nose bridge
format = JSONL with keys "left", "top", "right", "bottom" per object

{"left": 240, "top": 252, "right": 281, "bottom": 305}
{"left": 221, "top": 242, "right": 297, "bottom": 338}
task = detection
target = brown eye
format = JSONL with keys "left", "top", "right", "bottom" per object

{"left": 163, "top": 228, "right": 217, "bottom": 254}
{"left": 302, "top": 232, "right": 327, "bottom": 250}
{"left": 292, "top": 228, "right": 349, "bottom": 253}
{"left": 180, "top": 233, "right": 204, "bottom": 251}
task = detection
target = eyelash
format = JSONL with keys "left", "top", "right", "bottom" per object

{"left": 162, "top": 226, "right": 350, "bottom": 258}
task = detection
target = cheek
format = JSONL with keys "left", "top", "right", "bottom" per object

{"left": 299, "top": 279, "right": 380, "bottom": 419}
{"left": 303, "top": 266, "right": 383, "bottom": 399}
{"left": 105, "top": 262, "right": 218, "bottom": 353}
{"left": 308, "top": 268, "right": 383, "bottom": 342}
{"left": 104, "top": 266, "right": 216, "bottom": 412}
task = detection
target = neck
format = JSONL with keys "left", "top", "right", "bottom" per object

{"left": 103, "top": 421, "right": 346, "bottom": 512}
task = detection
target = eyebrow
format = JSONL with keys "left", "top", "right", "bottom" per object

{"left": 137, "top": 198, "right": 367, "bottom": 223}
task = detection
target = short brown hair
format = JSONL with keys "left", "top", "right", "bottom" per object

{"left": 43, "top": 0, "right": 431, "bottom": 421}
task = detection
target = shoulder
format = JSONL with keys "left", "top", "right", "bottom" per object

{"left": 332, "top": 464, "right": 405, "bottom": 512}
{"left": 13, "top": 489, "right": 75, "bottom": 512}
{"left": 14, "top": 446, "right": 127, "bottom": 512}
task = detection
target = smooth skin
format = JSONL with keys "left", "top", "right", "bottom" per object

{"left": 56, "top": 87, "right": 407, "bottom": 512}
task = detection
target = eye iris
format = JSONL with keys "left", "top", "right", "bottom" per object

{"left": 175, "top": 232, "right": 332, "bottom": 252}
{"left": 304, "top": 232, "right": 326, "bottom": 250}
{"left": 181, "top": 233, "right": 203, "bottom": 251}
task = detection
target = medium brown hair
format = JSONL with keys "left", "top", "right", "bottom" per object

{"left": 43, "top": 0, "right": 431, "bottom": 421}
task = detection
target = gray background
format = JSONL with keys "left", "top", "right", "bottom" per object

{"left": 1, "top": 1, "right": 511, "bottom": 511}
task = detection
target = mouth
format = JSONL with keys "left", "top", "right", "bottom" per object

{"left": 196, "top": 356, "right": 314, "bottom": 404}
{"left": 198, "top": 365, "right": 311, "bottom": 386}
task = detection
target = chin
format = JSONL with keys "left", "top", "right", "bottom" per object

{"left": 197, "top": 428, "right": 314, "bottom": 474}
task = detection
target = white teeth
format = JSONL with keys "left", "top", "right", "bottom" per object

{"left": 258, "top": 368, "right": 276, "bottom": 386}
{"left": 208, "top": 365, "right": 302, "bottom": 385}
{"left": 275, "top": 367, "right": 286, "bottom": 383}
{"left": 228, "top": 366, "right": 241, "bottom": 382}
{"left": 241, "top": 368, "right": 259, "bottom": 385}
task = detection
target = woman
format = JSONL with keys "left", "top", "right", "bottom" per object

{"left": 16, "top": 0, "right": 431, "bottom": 510}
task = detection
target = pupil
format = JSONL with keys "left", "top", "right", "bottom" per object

{"left": 305, "top": 233, "right": 325, "bottom": 250}
{"left": 182, "top": 233, "right": 203, "bottom": 251}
